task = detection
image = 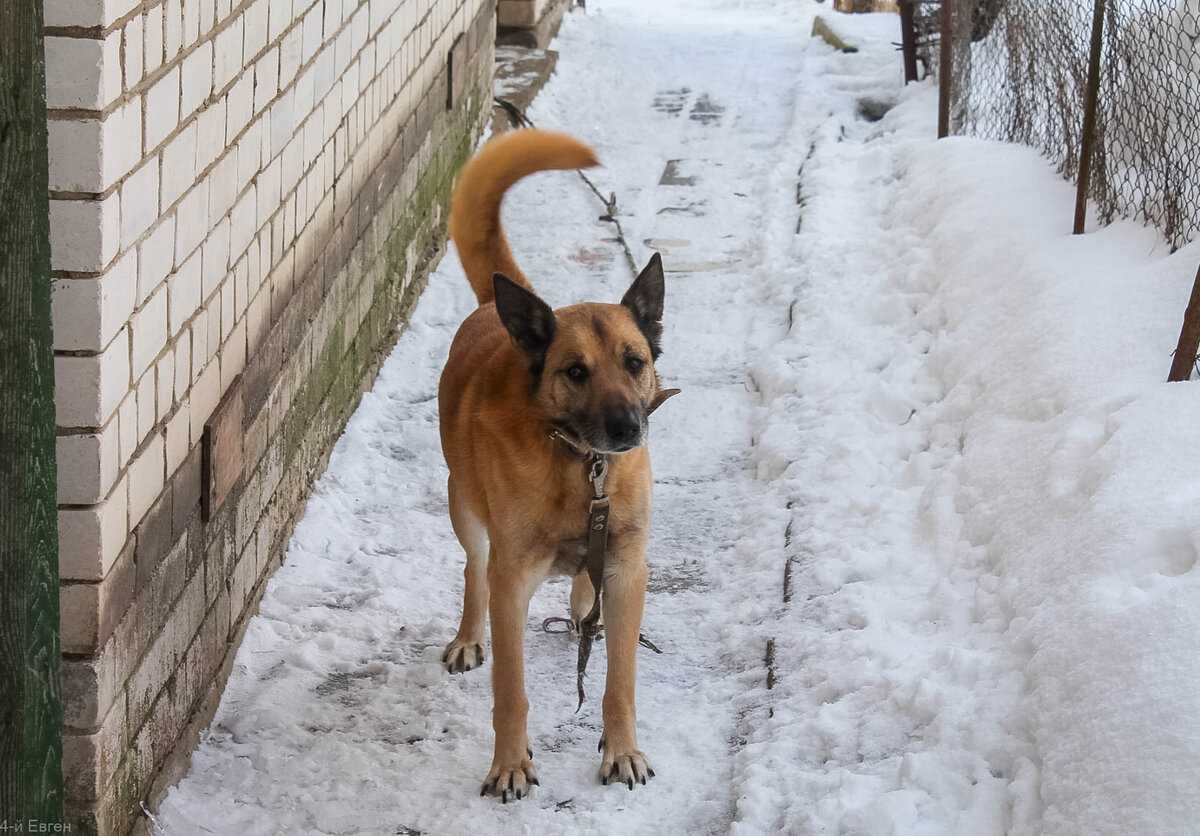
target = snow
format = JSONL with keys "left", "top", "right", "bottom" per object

{"left": 154, "top": 1, "right": 1200, "bottom": 834}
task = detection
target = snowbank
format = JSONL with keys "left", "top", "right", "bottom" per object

{"left": 743, "top": 12, "right": 1200, "bottom": 832}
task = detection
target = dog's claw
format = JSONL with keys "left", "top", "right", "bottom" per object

{"left": 480, "top": 757, "right": 537, "bottom": 802}
{"left": 598, "top": 736, "right": 606, "bottom": 753}
{"left": 598, "top": 741, "right": 654, "bottom": 790}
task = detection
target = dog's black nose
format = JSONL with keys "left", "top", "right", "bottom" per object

{"left": 605, "top": 411, "right": 641, "bottom": 447}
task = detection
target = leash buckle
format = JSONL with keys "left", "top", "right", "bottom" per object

{"left": 587, "top": 455, "right": 608, "bottom": 500}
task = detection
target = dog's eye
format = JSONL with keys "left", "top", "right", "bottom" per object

{"left": 625, "top": 356, "right": 645, "bottom": 376}
{"left": 565, "top": 364, "right": 589, "bottom": 383}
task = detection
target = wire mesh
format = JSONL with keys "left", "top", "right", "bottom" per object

{"left": 942, "top": 0, "right": 1200, "bottom": 251}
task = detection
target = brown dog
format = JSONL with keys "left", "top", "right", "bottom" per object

{"left": 438, "top": 130, "right": 669, "bottom": 801}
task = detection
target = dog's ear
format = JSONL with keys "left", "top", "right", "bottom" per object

{"left": 493, "top": 273, "right": 556, "bottom": 375}
{"left": 620, "top": 252, "right": 665, "bottom": 359}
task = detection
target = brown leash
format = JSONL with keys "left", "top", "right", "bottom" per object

{"left": 576, "top": 453, "right": 610, "bottom": 711}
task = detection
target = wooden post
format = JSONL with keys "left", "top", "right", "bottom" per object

{"left": 1168, "top": 261, "right": 1200, "bottom": 382}
{"left": 1074, "top": 0, "right": 1106, "bottom": 235}
{"left": 938, "top": 0, "right": 954, "bottom": 138}
{"left": 0, "top": 0, "right": 65, "bottom": 825}
{"left": 899, "top": 0, "right": 920, "bottom": 83}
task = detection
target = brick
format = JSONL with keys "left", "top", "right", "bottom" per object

{"left": 200, "top": 0, "right": 217, "bottom": 31}
{"left": 145, "top": 66, "right": 181, "bottom": 151}
{"left": 57, "top": 425, "right": 121, "bottom": 506}
{"left": 139, "top": 216, "right": 176, "bottom": 304}
{"left": 134, "top": 490, "right": 173, "bottom": 591}
{"left": 221, "top": 319, "right": 248, "bottom": 390}
{"left": 145, "top": 4, "right": 165, "bottom": 74}
{"left": 229, "top": 185, "right": 258, "bottom": 259}
{"left": 233, "top": 248, "right": 250, "bottom": 314}
{"left": 183, "top": 0, "right": 201, "bottom": 48}
{"left": 254, "top": 47, "right": 280, "bottom": 114}
{"left": 213, "top": 17, "right": 245, "bottom": 92}
{"left": 48, "top": 98, "right": 141, "bottom": 193}
{"left": 161, "top": 123, "right": 197, "bottom": 210}
{"left": 51, "top": 248, "right": 135, "bottom": 353}
{"left": 302, "top": 3, "right": 323, "bottom": 63}
{"left": 54, "top": 329, "right": 129, "bottom": 428}
{"left": 121, "top": 156, "right": 160, "bottom": 250}
{"left": 195, "top": 97, "right": 228, "bottom": 174}
{"left": 49, "top": 193, "right": 119, "bottom": 273}
{"left": 164, "top": 0, "right": 183, "bottom": 63}
{"left": 190, "top": 310, "right": 209, "bottom": 377}
{"left": 174, "top": 329, "right": 192, "bottom": 400}
{"left": 61, "top": 652, "right": 114, "bottom": 731}
{"left": 236, "top": 118, "right": 263, "bottom": 186}
{"left": 58, "top": 475, "right": 128, "bottom": 581}
{"left": 181, "top": 41, "right": 214, "bottom": 118}
{"left": 244, "top": 0, "right": 270, "bottom": 59}
{"left": 128, "top": 433, "right": 166, "bottom": 526}
{"left": 267, "top": 0, "right": 291, "bottom": 42}
{"left": 157, "top": 350, "right": 176, "bottom": 421}
{"left": 202, "top": 217, "right": 232, "bottom": 301}
{"left": 208, "top": 151, "right": 239, "bottom": 221}
{"left": 269, "top": 90, "right": 295, "bottom": 160}
{"left": 189, "top": 362, "right": 222, "bottom": 444}
{"left": 136, "top": 370, "right": 156, "bottom": 442}
{"left": 172, "top": 444, "right": 203, "bottom": 536}
{"left": 122, "top": 14, "right": 144, "bottom": 90}
{"left": 175, "top": 180, "right": 210, "bottom": 261}
{"left": 256, "top": 157, "right": 282, "bottom": 228}
{"left": 131, "top": 284, "right": 168, "bottom": 380}
{"left": 117, "top": 393, "right": 138, "bottom": 465}
{"left": 279, "top": 23, "right": 303, "bottom": 87}
{"left": 246, "top": 285, "right": 270, "bottom": 358}
{"left": 165, "top": 401, "right": 191, "bottom": 476}
{"left": 169, "top": 249, "right": 203, "bottom": 338}
{"left": 45, "top": 34, "right": 121, "bottom": 111}
{"left": 60, "top": 536, "right": 135, "bottom": 654}
{"left": 225, "top": 73, "right": 254, "bottom": 142}
{"left": 62, "top": 687, "right": 127, "bottom": 802}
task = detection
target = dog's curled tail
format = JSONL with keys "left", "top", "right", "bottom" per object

{"left": 450, "top": 129, "right": 599, "bottom": 305}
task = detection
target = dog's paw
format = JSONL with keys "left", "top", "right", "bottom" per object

{"left": 442, "top": 638, "right": 485, "bottom": 674}
{"left": 598, "top": 739, "right": 654, "bottom": 790}
{"left": 480, "top": 757, "right": 538, "bottom": 803}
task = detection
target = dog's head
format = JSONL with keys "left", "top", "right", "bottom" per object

{"left": 493, "top": 253, "right": 668, "bottom": 455}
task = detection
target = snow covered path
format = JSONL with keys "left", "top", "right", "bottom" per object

{"left": 158, "top": 1, "right": 827, "bottom": 833}
{"left": 156, "top": 0, "right": 1200, "bottom": 833}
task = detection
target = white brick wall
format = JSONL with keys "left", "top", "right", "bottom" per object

{"left": 48, "top": 12, "right": 491, "bottom": 816}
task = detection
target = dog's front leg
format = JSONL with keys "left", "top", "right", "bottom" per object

{"left": 481, "top": 551, "right": 539, "bottom": 801}
{"left": 598, "top": 532, "right": 654, "bottom": 788}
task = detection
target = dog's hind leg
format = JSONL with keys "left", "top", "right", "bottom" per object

{"left": 443, "top": 475, "right": 489, "bottom": 674}
{"left": 570, "top": 572, "right": 596, "bottom": 627}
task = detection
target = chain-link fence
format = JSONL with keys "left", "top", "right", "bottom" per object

{"left": 911, "top": 0, "right": 1200, "bottom": 252}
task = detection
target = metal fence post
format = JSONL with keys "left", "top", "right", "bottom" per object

{"left": 1074, "top": 0, "right": 1106, "bottom": 234}
{"left": 938, "top": 0, "right": 954, "bottom": 137}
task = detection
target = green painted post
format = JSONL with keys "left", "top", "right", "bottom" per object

{"left": 0, "top": 0, "right": 66, "bottom": 826}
